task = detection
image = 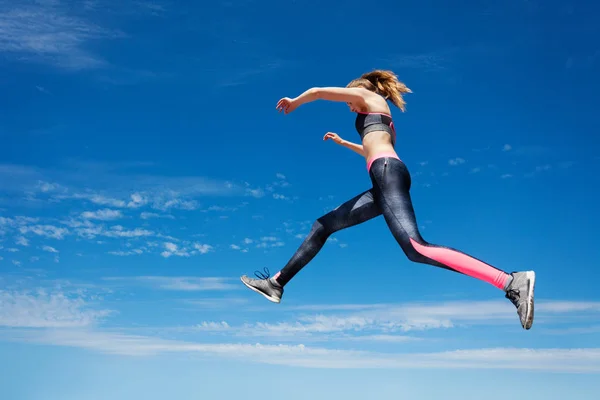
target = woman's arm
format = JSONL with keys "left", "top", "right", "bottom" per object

{"left": 296, "top": 87, "right": 367, "bottom": 105}
{"left": 323, "top": 132, "right": 364, "bottom": 156}
{"left": 277, "top": 87, "right": 369, "bottom": 114}
{"left": 339, "top": 139, "right": 365, "bottom": 156}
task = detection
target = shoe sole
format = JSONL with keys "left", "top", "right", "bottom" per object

{"left": 240, "top": 277, "right": 281, "bottom": 303}
{"left": 523, "top": 271, "right": 535, "bottom": 330}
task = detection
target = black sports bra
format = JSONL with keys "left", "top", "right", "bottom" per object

{"left": 355, "top": 112, "right": 396, "bottom": 146}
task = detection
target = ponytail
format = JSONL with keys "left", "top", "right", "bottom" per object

{"left": 347, "top": 70, "right": 412, "bottom": 112}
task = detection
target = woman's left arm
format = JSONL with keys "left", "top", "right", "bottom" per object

{"left": 277, "top": 87, "right": 368, "bottom": 113}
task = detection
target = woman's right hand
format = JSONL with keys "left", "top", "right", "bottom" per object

{"left": 323, "top": 132, "right": 344, "bottom": 144}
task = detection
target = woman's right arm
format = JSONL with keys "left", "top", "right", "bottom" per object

{"left": 339, "top": 139, "right": 365, "bottom": 156}
{"left": 324, "top": 132, "right": 365, "bottom": 156}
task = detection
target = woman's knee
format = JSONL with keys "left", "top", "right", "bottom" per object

{"left": 309, "top": 218, "right": 333, "bottom": 244}
{"left": 399, "top": 237, "right": 430, "bottom": 263}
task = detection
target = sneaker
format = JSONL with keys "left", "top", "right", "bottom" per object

{"left": 504, "top": 271, "right": 536, "bottom": 330}
{"left": 240, "top": 267, "right": 283, "bottom": 303}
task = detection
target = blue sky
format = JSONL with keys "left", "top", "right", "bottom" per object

{"left": 1, "top": 0, "right": 600, "bottom": 399}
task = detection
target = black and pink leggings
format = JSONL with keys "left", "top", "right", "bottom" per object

{"left": 273, "top": 155, "right": 511, "bottom": 290}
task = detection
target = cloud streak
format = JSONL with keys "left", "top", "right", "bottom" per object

{"left": 1, "top": 286, "right": 599, "bottom": 374}
{"left": 0, "top": 1, "right": 119, "bottom": 70}
{"left": 3, "top": 328, "right": 599, "bottom": 373}
{"left": 103, "top": 276, "right": 237, "bottom": 291}
{"left": 0, "top": 289, "right": 112, "bottom": 328}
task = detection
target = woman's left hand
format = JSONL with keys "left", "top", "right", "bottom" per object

{"left": 276, "top": 97, "right": 299, "bottom": 114}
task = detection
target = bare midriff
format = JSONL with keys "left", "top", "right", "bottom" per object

{"left": 362, "top": 130, "right": 400, "bottom": 171}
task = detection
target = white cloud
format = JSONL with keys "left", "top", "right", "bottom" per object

{"left": 153, "top": 197, "right": 198, "bottom": 211}
{"left": 81, "top": 208, "right": 123, "bottom": 220}
{"left": 161, "top": 242, "right": 189, "bottom": 258}
{"left": 246, "top": 188, "right": 264, "bottom": 198}
{"left": 276, "top": 173, "right": 286, "bottom": 180}
{"left": 104, "top": 276, "right": 237, "bottom": 291}
{"left": 0, "top": 289, "right": 112, "bottom": 328}
{"left": 140, "top": 212, "right": 174, "bottom": 220}
{"left": 19, "top": 224, "right": 68, "bottom": 239}
{"left": 108, "top": 249, "right": 143, "bottom": 256}
{"left": 0, "top": 3, "right": 115, "bottom": 70}
{"left": 127, "top": 193, "right": 147, "bottom": 208}
{"left": 158, "top": 241, "right": 213, "bottom": 258}
{"left": 195, "top": 321, "right": 231, "bottom": 331}
{"left": 448, "top": 157, "right": 466, "bottom": 166}
{"left": 70, "top": 193, "right": 127, "bottom": 208}
{"left": 3, "top": 328, "right": 599, "bottom": 372}
{"left": 230, "top": 244, "right": 241, "bottom": 250}
{"left": 536, "top": 301, "right": 600, "bottom": 313}
{"left": 503, "top": 144, "right": 512, "bottom": 151}
{"left": 42, "top": 245, "right": 58, "bottom": 253}
{"left": 15, "top": 236, "right": 29, "bottom": 246}
{"left": 221, "top": 300, "right": 600, "bottom": 341}
{"left": 68, "top": 219, "right": 153, "bottom": 240}
{"left": 501, "top": 174, "right": 513, "bottom": 179}
{"left": 243, "top": 238, "right": 253, "bottom": 244}
{"left": 106, "top": 226, "right": 153, "bottom": 238}
{"left": 193, "top": 243, "right": 213, "bottom": 254}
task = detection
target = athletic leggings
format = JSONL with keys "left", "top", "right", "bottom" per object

{"left": 273, "top": 156, "right": 511, "bottom": 290}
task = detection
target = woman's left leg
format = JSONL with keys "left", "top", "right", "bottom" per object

{"left": 368, "top": 156, "right": 535, "bottom": 329}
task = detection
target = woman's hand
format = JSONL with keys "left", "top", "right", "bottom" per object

{"left": 323, "top": 132, "right": 344, "bottom": 144}
{"left": 276, "top": 97, "right": 299, "bottom": 114}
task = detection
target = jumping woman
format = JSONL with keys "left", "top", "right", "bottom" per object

{"left": 240, "top": 70, "right": 536, "bottom": 330}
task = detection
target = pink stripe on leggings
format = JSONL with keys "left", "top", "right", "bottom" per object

{"left": 409, "top": 238, "right": 509, "bottom": 290}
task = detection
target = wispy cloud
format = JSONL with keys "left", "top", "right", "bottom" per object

{"left": 140, "top": 211, "right": 174, "bottom": 220}
{"left": 190, "top": 299, "right": 600, "bottom": 343}
{"left": 1, "top": 284, "right": 599, "bottom": 373}
{"left": 108, "top": 249, "right": 143, "bottom": 256}
{"left": 159, "top": 242, "right": 213, "bottom": 258}
{"left": 525, "top": 164, "right": 552, "bottom": 178}
{"left": 81, "top": 208, "right": 123, "bottom": 221}
{"left": 3, "top": 328, "right": 599, "bottom": 372}
{"left": 256, "top": 236, "right": 285, "bottom": 249}
{"left": 448, "top": 157, "right": 466, "bottom": 166}
{"left": 15, "top": 236, "right": 29, "bottom": 246}
{"left": 42, "top": 245, "right": 59, "bottom": 253}
{"left": 0, "top": 289, "right": 112, "bottom": 328}
{"left": 19, "top": 224, "right": 69, "bottom": 240}
{"left": 0, "top": 2, "right": 119, "bottom": 70}
{"left": 103, "top": 276, "right": 237, "bottom": 291}
{"left": 0, "top": 162, "right": 252, "bottom": 213}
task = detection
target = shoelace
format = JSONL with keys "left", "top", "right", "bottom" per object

{"left": 505, "top": 288, "right": 520, "bottom": 305}
{"left": 254, "top": 267, "right": 271, "bottom": 280}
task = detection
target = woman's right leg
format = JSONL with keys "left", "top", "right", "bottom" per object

{"left": 240, "top": 188, "right": 382, "bottom": 302}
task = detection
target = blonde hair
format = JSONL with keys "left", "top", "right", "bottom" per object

{"left": 347, "top": 69, "right": 412, "bottom": 112}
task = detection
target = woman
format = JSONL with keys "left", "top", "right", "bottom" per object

{"left": 241, "top": 70, "right": 536, "bottom": 330}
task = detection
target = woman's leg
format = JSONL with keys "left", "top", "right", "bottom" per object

{"left": 240, "top": 188, "right": 382, "bottom": 302}
{"left": 368, "top": 157, "right": 535, "bottom": 329}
